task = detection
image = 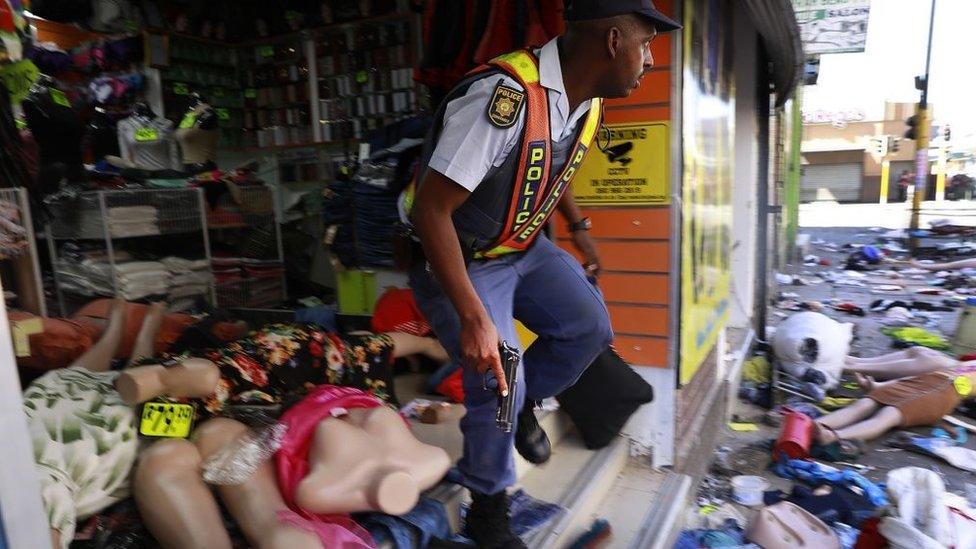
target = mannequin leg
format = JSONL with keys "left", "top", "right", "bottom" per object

{"left": 70, "top": 297, "right": 127, "bottom": 372}
{"left": 829, "top": 407, "right": 905, "bottom": 442}
{"left": 133, "top": 439, "right": 232, "bottom": 549}
{"left": 845, "top": 349, "right": 958, "bottom": 379}
{"left": 193, "top": 418, "right": 322, "bottom": 549}
{"left": 387, "top": 332, "right": 450, "bottom": 363}
{"left": 913, "top": 258, "right": 976, "bottom": 271}
{"left": 128, "top": 301, "right": 168, "bottom": 365}
{"left": 845, "top": 350, "right": 916, "bottom": 365}
{"left": 816, "top": 398, "right": 880, "bottom": 432}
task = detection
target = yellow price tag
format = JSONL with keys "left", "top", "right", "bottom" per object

{"left": 134, "top": 127, "right": 159, "bottom": 142}
{"left": 244, "top": 88, "right": 257, "bottom": 99}
{"left": 49, "top": 88, "right": 70, "bottom": 107}
{"left": 11, "top": 317, "right": 42, "bottom": 358}
{"left": 172, "top": 82, "right": 190, "bottom": 95}
{"left": 955, "top": 376, "right": 972, "bottom": 396}
{"left": 216, "top": 107, "right": 230, "bottom": 120}
{"left": 139, "top": 402, "right": 194, "bottom": 438}
{"left": 179, "top": 112, "right": 198, "bottom": 129}
{"left": 258, "top": 45, "right": 274, "bottom": 58}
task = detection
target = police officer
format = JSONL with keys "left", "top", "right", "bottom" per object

{"left": 408, "top": 1, "right": 680, "bottom": 546}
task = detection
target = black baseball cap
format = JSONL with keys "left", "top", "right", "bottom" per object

{"left": 565, "top": 0, "right": 682, "bottom": 31}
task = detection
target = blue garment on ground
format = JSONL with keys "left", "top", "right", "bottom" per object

{"left": 773, "top": 459, "right": 888, "bottom": 507}
{"left": 673, "top": 520, "right": 756, "bottom": 549}
{"left": 294, "top": 305, "right": 339, "bottom": 332}
{"left": 356, "top": 497, "right": 450, "bottom": 549}
{"left": 453, "top": 489, "right": 565, "bottom": 544}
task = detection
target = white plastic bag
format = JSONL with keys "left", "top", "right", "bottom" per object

{"left": 772, "top": 312, "right": 853, "bottom": 390}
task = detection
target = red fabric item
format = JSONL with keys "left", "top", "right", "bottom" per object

{"left": 435, "top": 369, "right": 465, "bottom": 403}
{"left": 537, "top": 0, "right": 565, "bottom": 38}
{"left": 474, "top": 0, "right": 516, "bottom": 64}
{"left": 275, "top": 385, "right": 384, "bottom": 548}
{"left": 73, "top": 299, "right": 197, "bottom": 358}
{"left": 960, "top": 354, "right": 976, "bottom": 362}
{"left": 442, "top": 0, "right": 478, "bottom": 91}
{"left": 370, "top": 289, "right": 431, "bottom": 336}
{"left": 9, "top": 311, "right": 100, "bottom": 372}
{"left": 522, "top": 0, "right": 550, "bottom": 50}
{"left": 854, "top": 517, "right": 888, "bottom": 549}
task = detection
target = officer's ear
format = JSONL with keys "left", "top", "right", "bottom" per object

{"left": 607, "top": 25, "right": 623, "bottom": 59}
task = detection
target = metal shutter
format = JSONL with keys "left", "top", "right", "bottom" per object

{"left": 801, "top": 163, "right": 863, "bottom": 202}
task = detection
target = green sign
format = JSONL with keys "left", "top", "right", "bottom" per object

{"left": 173, "top": 82, "right": 190, "bottom": 95}
{"left": 244, "top": 88, "right": 257, "bottom": 99}
{"left": 134, "top": 127, "right": 160, "bottom": 142}
{"left": 355, "top": 70, "right": 369, "bottom": 84}
{"left": 49, "top": 88, "right": 70, "bottom": 107}
{"left": 0, "top": 60, "right": 39, "bottom": 103}
{"left": 216, "top": 107, "right": 230, "bottom": 120}
{"left": 258, "top": 45, "right": 274, "bottom": 58}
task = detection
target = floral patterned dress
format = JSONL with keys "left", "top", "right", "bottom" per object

{"left": 151, "top": 324, "right": 397, "bottom": 421}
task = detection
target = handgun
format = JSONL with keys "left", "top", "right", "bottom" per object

{"left": 495, "top": 341, "right": 520, "bottom": 433}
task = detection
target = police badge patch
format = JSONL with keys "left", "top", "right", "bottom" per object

{"left": 487, "top": 83, "right": 525, "bottom": 128}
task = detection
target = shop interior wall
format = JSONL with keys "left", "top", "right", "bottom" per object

{"left": 557, "top": 0, "right": 675, "bottom": 370}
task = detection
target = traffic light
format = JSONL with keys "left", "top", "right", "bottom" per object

{"left": 905, "top": 115, "right": 918, "bottom": 140}
{"left": 890, "top": 137, "right": 901, "bottom": 153}
{"left": 873, "top": 137, "right": 887, "bottom": 156}
{"left": 944, "top": 125, "right": 951, "bottom": 141}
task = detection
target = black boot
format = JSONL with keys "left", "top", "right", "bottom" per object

{"left": 464, "top": 491, "right": 527, "bottom": 549}
{"left": 515, "top": 400, "right": 551, "bottom": 464}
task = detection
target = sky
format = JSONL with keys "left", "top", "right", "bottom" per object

{"left": 802, "top": 0, "right": 975, "bottom": 140}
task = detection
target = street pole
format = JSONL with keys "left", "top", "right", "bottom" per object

{"left": 935, "top": 141, "right": 948, "bottom": 201}
{"left": 909, "top": 0, "right": 937, "bottom": 254}
{"left": 880, "top": 158, "right": 891, "bottom": 204}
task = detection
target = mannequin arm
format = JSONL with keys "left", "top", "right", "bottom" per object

{"left": 116, "top": 357, "right": 221, "bottom": 405}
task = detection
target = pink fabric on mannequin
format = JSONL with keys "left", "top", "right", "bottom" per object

{"left": 275, "top": 385, "right": 384, "bottom": 549}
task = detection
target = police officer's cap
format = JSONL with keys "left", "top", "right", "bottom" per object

{"left": 565, "top": 0, "right": 682, "bottom": 31}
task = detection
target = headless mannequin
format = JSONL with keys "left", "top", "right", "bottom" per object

{"left": 32, "top": 299, "right": 219, "bottom": 549}
{"left": 295, "top": 406, "right": 451, "bottom": 516}
{"left": 815, "top": 370, "right": 976, "bottom": 444}
{"left": 132, "top": 329, "right": 452, "bottom": 547}
{"left": 117, "top": 102, "right": 181, "bottom": 171}
{"left": 175, "top": 92, "right": 219, "bottom": 174}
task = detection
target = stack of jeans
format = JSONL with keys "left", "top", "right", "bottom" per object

{"left": 352, "top": 161, "right": 399, "bottom": 268}
{"left": 321, "top": 176, "right": 357, "bottom": 267}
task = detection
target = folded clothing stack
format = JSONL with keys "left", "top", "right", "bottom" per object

{"left": 108, "top": 206, "right": 159, "bottom": 237}
{"left": 212, "top": 257, "right": 245, "bottom": 307}
{"left": 115, "top": 261, "right": 169, "bottom": 299}
{"left": 162, "top": 256, "right": 212, "bottom": 299}
{"left": 243, "top": 259, "right": 285, "bottom": 307}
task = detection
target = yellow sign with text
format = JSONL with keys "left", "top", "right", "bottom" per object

{"left": 572, "top": 122, "right": 670, "bottom": 205}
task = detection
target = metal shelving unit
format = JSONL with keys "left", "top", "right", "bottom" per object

{"left": 0, "top": 188, "right": 46, "bottom": 316}
{"left": 45, "top": 188, "right": 215, "bottom": 315}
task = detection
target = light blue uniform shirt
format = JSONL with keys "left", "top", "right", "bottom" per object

{"left": 428, "top": 38, "right": 593, "bottom": 193}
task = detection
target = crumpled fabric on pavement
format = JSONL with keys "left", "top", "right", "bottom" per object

{"left": 772, "top": 459, "right": 888, "bottom": 507}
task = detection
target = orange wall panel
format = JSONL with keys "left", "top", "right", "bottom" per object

{"left": 554, "top": 207, "right": 671, "bottom": 240}
{"left": 604, "top": 105, "right": 671, "bottom": 124}
{"left": 614, "top": 335, "right": 668, "bottom": 367}
{"left": 608, "top": 304, "right": 669, "bottom": 337}
{"left": 601, "top": 273, "right": 669, "bottom": 304}
{"left": 558, "top": 240, "right": 669, "bottom": 273}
